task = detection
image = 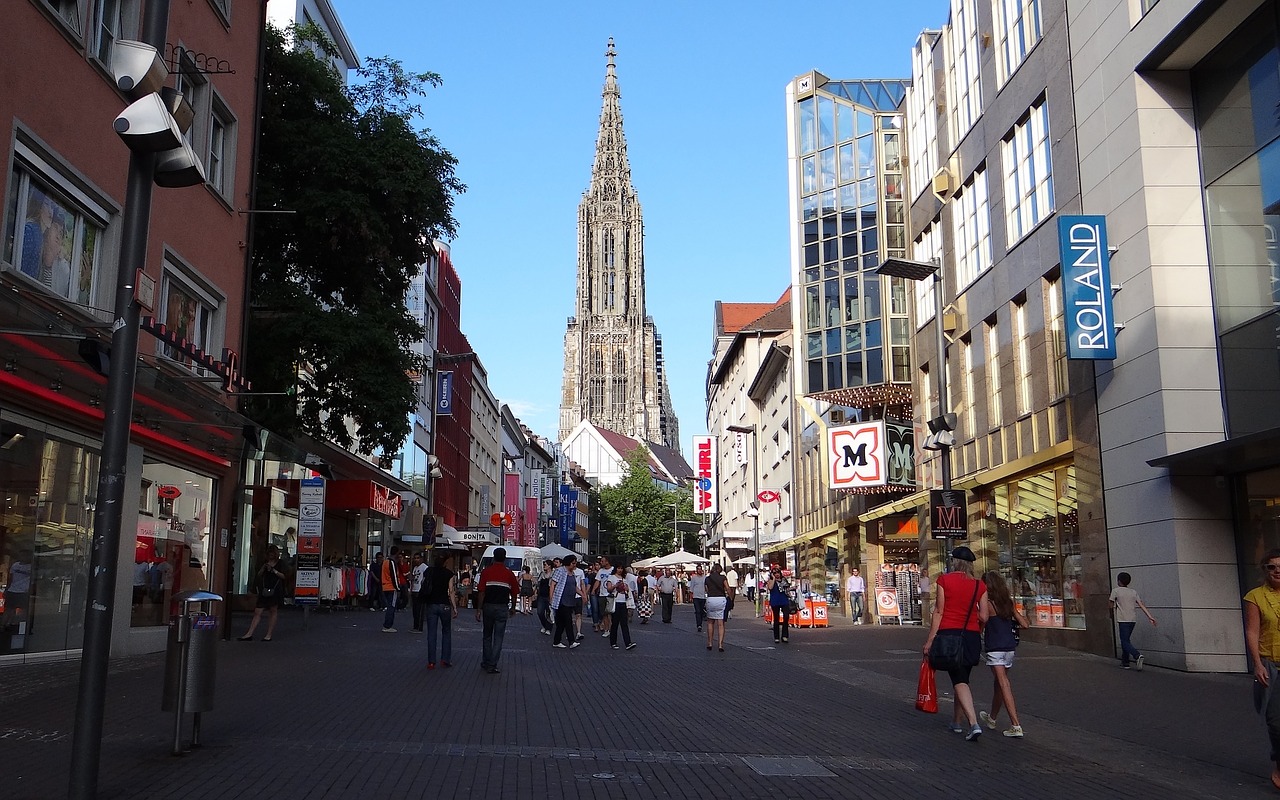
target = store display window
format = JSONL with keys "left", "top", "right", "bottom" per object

{"left": 0, "top": 415, "right": 98, "bottom": 655}
{"left": 990, "top": 464, "right": 1082, "bottom": 629}
{"left": 132, "top": 460, "right": 215, "bottom": 627}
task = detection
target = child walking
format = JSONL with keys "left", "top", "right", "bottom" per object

{"left": 977, "top": 571, "right": 1031, "bottom": 738}
{"left": 1109, "top": 571, "right": 1157, "bottom": 669}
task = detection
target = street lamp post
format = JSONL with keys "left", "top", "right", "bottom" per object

{"left": 877, "top": 258, "right": 961, "bottom": 573}
{"left": 727, "top": 424, "right": 760, "bottom": 617}
{"left": 875, "top": 257, "right": 954, "bottom": 490}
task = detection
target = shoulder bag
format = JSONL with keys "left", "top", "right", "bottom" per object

{"left": 928, "top": 579, "right": 980, "bottom": 671}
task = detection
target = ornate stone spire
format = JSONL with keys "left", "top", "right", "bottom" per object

{"left": 590, "top": 37, "right": 633, "bottom": 202}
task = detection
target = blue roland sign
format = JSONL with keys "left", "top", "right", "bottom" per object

{"left": 1058, "top": 215, "right": 1117, "bottom": 360}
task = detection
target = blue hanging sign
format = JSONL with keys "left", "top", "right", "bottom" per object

{"left": 436, "top": 370, "right": 454, "bottom": 416}
{"left": 558, "top": 485, "right": 577, "bottom": 547}
{"left": 1058, "top": 215, "right": 1117, "bottom": 360}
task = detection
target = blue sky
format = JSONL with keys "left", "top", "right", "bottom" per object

{"left": 335, "top": 1, "right": 945, "bottom": 451}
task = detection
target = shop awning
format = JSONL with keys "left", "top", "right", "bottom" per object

{"left": 1147, "top": 427, "right": 1280, "bottom": 476}
{"left": 761, "top": 528, "right": 828, "bottom": 555}
{"left": 858, "top": 440, "right": 1076, "bottom": 523}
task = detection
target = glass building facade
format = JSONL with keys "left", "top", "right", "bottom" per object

{"left": 795, "top": 78, "right": 912, "bottom": 401}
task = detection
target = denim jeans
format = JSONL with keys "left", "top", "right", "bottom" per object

{"left": 536, "top": 596, "right": 551, "bottom": 632}
{"left": 851, "top": 591, "right": 864, "bottom": 620}
{"left": 1118, "top": 621, "right": 1140, "bottom": 665}
{"left": 382, "top": 590, "right": 397, "bottom": 629}
{"left": 426, "top": 603, "right": 452, "bottom": 664}
{"left": 481, "top": 604, "right": 509, "bottom": 669}
{"left": 692, "top": 598, "right": 706, "bottom": 629}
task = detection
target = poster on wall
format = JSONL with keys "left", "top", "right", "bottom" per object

{"left": 295, "top": 477, "right": 325, "bottom": 605}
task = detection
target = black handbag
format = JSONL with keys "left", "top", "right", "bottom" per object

{"left": 928, "top": 580, "right": 980, "bottom": 671}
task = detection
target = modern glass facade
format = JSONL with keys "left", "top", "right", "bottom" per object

{"left": 1195, "top": 5, "right": 1280, "bottom": 437}
{"left": 795, "top": 79, "right": 912, "bottom": 400}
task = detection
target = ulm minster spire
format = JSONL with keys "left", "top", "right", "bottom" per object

{"left": 560, "top": 40, "right": 679, "bottom": 452}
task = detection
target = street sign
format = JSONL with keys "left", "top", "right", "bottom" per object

{"left": 490, "top": 512, "right": 512, "bottom": 528}
{"left": 757, "top": 490, "right": 780, "bottom": 504}
{"left": 296, "top": 477, "right": 325, "bottom": 605}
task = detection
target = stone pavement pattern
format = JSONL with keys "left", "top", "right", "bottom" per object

{"left": 0, "top": 603, "right": 1273, "bottom": 799}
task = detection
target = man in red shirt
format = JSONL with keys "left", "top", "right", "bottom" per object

{"left": 476, "top": 547, "right": 521, "bottom": 674}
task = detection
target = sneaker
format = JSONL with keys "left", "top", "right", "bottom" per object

{"left": 602, "top": 632, "right": 610, "bottom": 637}
{"left": 1134, "top": 655, "right": 1145, "bottom": 671}
{"left": 697, "top": 627, "right": 702, "bottom": 632}
{"left": 965, "top": 726, "right": 983, "bottom": 742}
{"left": 947, "top": 724, "right": 965, "bottom": 734}
{"left": 409, "top": 629, "right": 423, "bottom": 634}
{"left": 979, "top": 711, "right": 997, "bottom": 730}
{"left": 1122, "top": 664, "right": 1131, "bottom": 670}
{"left": 427, "top": 662, "right": 435, "bottom": 670}
{"left": 570, "top": 641, "right": 580, "bottom": 649}
{"left": 626, "top": 642, "right": 637, "bottom": 650}
{"left": 553, "top": 643, "right": 568, "bottom": 649}
{"left": 382, "top": 627, "right": 397, "bottom": 633}
{"left": 576, "top": 634, "right": 585, "bottom": 642}
{"left": 486, "top": 667, "right": 501, "bottom": 674}
{"left": 1003, "top": 726, "right": 1024, "bottom": 738}
{"left": 541, "top": 629, "right": 552, "bottom": 635}
{"left": 612, "top": 645, "right": 619, "bottom": 650}
{"left": 781, "top": 637, "right": 789, "bottom": 643}
{"left": 774, "top": 638, "right": 781, "bottom": 643}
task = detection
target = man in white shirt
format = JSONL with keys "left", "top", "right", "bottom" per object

{"left": 688, "top": 564, "right": 708, "bottom": 632}
{"left": 657, "top": 569, "right": 678, "bottom": 623}
{"left": 845, "top": 567, "right": 866, "bottom": 624}
{"left": 725, "top": 567, "right": 739, "bottom": 619}
{"left": 409, "top": 552, "right": 429, "bottom": 632}
{"left": 592, "top": 556, "right": 615, "bottom": 637}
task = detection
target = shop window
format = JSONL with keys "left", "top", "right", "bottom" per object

{"left": 992, "top": 465, "right": 1082, "bottom": 629}
{"left": 947, "top": 0, "right": 983, "bottom": 144}
{"left": 0, "top": 416, "right": 99, "bottom": 656}
{"left": 987, "top": 322, "right": 1003, "bottom": 428}
{"left": 4, "top": 153, "right": 107, "bottom": 306}
{"left": 1044, "top": 277, "right": 1068, "bottom": 398}
{"left": 907, "top": 35, "right": 939, "bottom": 203}
{"left": 132, "top": 460, "right": 215, "bottom": 627}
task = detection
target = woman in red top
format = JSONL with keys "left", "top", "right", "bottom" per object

{"left": 922, "top": 546, "right": 989, "bottom": 740}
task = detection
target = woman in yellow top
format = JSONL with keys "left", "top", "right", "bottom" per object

{"left": 1244, "top": 548, "right": 1280, "bottom": 792}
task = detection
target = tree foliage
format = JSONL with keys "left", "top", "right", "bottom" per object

{"left": 598, "top": 447, "right": 695, "bottom": 559}
{"left": 246, "top": 25, "right": 464, "bottom": 454}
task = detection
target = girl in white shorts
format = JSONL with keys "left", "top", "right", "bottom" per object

{"left": 977, "top": 571, "right": 1031, "bottom": 738}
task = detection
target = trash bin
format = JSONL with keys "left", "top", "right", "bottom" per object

{"left": 162, "top": 590, "right": 221, "bottom": 753}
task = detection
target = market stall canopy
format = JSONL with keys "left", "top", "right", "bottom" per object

{"left": 540, "top": 543, "right": 577, "bottom": 561}
{"left": 650, "top": 550, "right": 710, "bottom": 567}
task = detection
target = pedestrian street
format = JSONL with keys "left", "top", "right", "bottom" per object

{"left": 0, "top": 604, "right": 1270, "bottom": 799}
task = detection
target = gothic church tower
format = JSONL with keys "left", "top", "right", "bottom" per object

{"left": 560, "top": 39, "right": 679, "bottom": 450}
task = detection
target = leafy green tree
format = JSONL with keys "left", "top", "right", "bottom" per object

{"left": 598, "top": 447, "right": 694, "bottom": 559}
{"left": 245, "top": 25, "right": 464, "bottom": 455}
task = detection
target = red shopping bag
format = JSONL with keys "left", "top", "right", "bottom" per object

{"left": 915, "top": 657, "right": 938, "bottom": 713}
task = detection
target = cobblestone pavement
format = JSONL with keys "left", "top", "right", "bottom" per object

{"left": 0, "top": 602, "right": 1273, "bottom": 799}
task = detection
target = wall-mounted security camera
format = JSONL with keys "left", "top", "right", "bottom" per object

{"left": 114, "top": 93, "right": 183, "bottom": 153}
{"left": 110, "top": 40, "right": 168, "bottom": 98}
{"left": 154, "top": 141, "right": 206, "bottom": 188}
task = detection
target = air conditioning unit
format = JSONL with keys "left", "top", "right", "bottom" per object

{"left": 932, "top": 167, "right": 956, "bottom": 201}
{"left": 830, "top": 409, "right": 845, "bottom": 424}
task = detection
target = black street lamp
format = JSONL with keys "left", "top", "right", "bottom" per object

{"left": 876, "top": 257, "right": 954, "bottom": 491}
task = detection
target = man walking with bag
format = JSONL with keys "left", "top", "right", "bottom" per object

{"left": 381, "top": 546, "right": 402, "bottom": 632}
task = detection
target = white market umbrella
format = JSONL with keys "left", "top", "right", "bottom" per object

{"left": 541, "top": 543, "right": 577, "bottom": 561}
{"left": 650, "top": 549, "right": 710, "bottom": 568}
{"left": 631, "top": 556, "right": 660, "bottom": 569}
